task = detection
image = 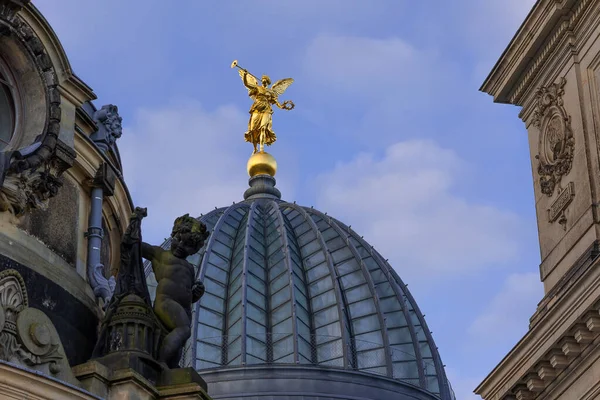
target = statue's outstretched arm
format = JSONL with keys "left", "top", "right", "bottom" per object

{"left": 142, "top": 242, "right": 163, "bottom": 276}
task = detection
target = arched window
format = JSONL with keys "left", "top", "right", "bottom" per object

{"left": 0, "top": 58, "right": 17, "bottom": 151}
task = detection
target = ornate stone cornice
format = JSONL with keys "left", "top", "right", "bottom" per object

{"left": 509, "top": 0, "right": 592, "bottom": 105}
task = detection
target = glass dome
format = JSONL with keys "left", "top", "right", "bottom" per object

{"left": 146, "top": 175, "right": 454, "bottom": 400}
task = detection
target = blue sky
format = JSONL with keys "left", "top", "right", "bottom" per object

{"left": 38, "top": 1, "right": 539, "bottom": 398}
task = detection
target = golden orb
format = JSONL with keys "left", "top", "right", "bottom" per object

{"left": 247, "top": 151, "right": 277, "bottom": 177}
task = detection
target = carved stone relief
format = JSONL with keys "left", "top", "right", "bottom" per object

{"left": 0, "top": 1, "right": 73, "bottom": 216}
{"left": 0, "top": 269, "right": 77, "bottom": 384}
{"left": 91, "top": 104, "right": 123, "bottom": 153}
{"left": 534, "top": 77, "right": 575, "bottom": 197}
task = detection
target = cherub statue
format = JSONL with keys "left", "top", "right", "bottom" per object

{"left": 232, "top": 60, "right": 294, "bottom": 154}
{"left": 142, "top": 214, "right": 210, "bottom": 368}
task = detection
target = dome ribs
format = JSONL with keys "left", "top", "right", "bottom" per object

{"left": 307, "top": 208, "right": 394, "bottom": 378}
{"left": 193, "top": 203, "right": 249, "bottom": 368}
{"left": 286, "top": 203, "right": 352, "bottom": 369}
{"left": 270, "top": 200, "right": 300, "bottom": 363}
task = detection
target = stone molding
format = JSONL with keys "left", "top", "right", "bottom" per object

{"left": 509, "top": 0, "right": 592, "bottom": 104}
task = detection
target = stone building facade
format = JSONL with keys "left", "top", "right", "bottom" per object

{"left": 476, "top": 0, "right": 600, "bottom": 399}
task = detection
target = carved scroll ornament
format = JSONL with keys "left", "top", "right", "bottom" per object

{"left": 533, "top": 77, "right": 575, "bottom": 197}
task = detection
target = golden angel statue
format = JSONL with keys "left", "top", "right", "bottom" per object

{"left": 232, "top": 60, "right": 294, "bottom": 154}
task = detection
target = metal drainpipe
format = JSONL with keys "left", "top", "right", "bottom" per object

{"left": 86, "top": 185, "right": 113, "bottom": 307}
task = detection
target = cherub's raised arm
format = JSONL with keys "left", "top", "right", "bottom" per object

{"left": 142, "top": 242, "right": 158, "bottom": 262}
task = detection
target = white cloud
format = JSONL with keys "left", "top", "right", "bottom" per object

{"left": 469, "top": 272, "right": 542, "bottom": 339}
{"left": 315, "top": 140, "right": 523, "bottom": 282}
{"left": 118, "top": 99, "right": 297, "bottom": 244}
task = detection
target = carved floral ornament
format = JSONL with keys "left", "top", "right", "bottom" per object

{"left": 533, "top": 77, "right": 575, "bottom": 197}
{"left": 0, "top": 269, "right": 76, "bottom": 384}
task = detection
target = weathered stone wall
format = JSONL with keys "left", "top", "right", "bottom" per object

{"left": 18, "top": 175, "right": 80, "bottom": 266}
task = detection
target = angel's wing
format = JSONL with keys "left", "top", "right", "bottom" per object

{"left": 239, "top": 69, "right": 258, "bottom": 93}
{"left": 271, "top": 78, "right": 294, "bottom": 96}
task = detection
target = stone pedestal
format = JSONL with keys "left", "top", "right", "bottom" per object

{"left": 73, "top": 359, "right": 211, "bottom": 400}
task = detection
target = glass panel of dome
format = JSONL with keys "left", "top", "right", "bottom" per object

{"left": 295, "top": 221, "right": 311, "bottom": 236}
{"left": 362, "top": 256, "right": 379, "bottom": 272}
{"left": 196, "top": 360, "right": 221, "bottom": 370}
{"left": 300, "top": 239, "right": 320, "bottom": 258}
{"left": 197, "top": 324, "right": 221, "bottom": 339}
{"left": 247, "top": 273, "right": 266, "bottom": 294}
{"left": 246, "top": 354, "right": 266, "bottom": 365}
{"left": 336, "top": 258, "right": 361, "bottom": 276}
{"left": 304, "top": 251, "right": 325, "bottom": 268}
{"left": 246, "top": 303, "right": 266, "bottom": 325}
{"left": 319, "top": 357, "right": 344, "bottom": 368}
{"left": 266, "top": 239, "right": 281, "bottom": 256}
{"left": 380, "top": 296, "right": 402, "bottom": 313}
{"left": 426, "top": 376, "right": 440, "bottom": 394}
{"left": 317, "top": 339, "right": 343, "bottom": 361}
{"left": 315, "top": 321, "right": 341, "bottom": 339}
{"left": 419, "top": 342, "right": 433, "bottom": 358}
{"left": 391, "top": 344, "right": 416, "bottom": 361}
{"left": 352, "top": 314, "right": 379, "bottom": 334}
{"left": 393, "top": 361, "right": 419, "bottom": 379}
{"left": 383, "top": 311, "right": 408, "bottom": 328}
{"left": 297, "top": 229, "right": 316, "bottom": 247}
{"left": 361, "top": 366, "right": 388, "bottom": 377}
{"left": 369, "top": 268, "right": 386, "bottom": 284}
{"left": 309, "top": 275, "right": 333, "bottom": 297}
{"left": 207, "top": 265, "right": 228, "bottom": 285}
{"left": 269, "top": 259, "right": 287, "bottom": 280}
{"left": 198, "top": 307, "right": 223, "bottom": 329}
{"left": 374, "top": 281, "right": 394, "bottom": 298}
{"left": 247, "top": 286, "right": 266, "bottom": 305}
{"left": 298, "top": 336, "right": 312, "bottom": 361}
{"left": 314, "top": 305, "right": 340, "bottom": 328}
{"left": 211, "top": 240, "right": 233, "bottom": 260}
{"left": 271, "top": 286, "right": 291, "bottom": 309}
{"left": 388, "top": 327, "right": 412, "bottom": 345}
{"left": 306, "top": 262, "right": 328, "bottom": 282}
{"left": 207, "top": 252, "right": 229, "bottom": 270}
{"left": 355, "top": 331, "right": 384, "bottom": 348}
{"left": 228, "top": 275, "right": 242, "bottom": 297}
{"left": 340, "top": 270, "right": 365, "bottom": 289}
{"left": 272, "top": 316, "right": 293, "bottom": 334}
{"left": 311, "top": 289, "right": 337, "bottom": 312}
{"left": 357, "top": 348, "right": 386, "bottom": 368}
{"left": 200, "top": 293, "right": 223, "bottom": 312}
{"left": 219, "top": 221, "right": 237, "bottom": 238}
{"left": 319, "top": 227, "right": 336, "bottom": 242}
{"left": 271, "top": 302, "right": 292, "bottom": 325}
{"left": 247, "top": 318, "right": 267, "bottom": 335}
{"left": 288, "top": 213, "right": 303, "bottom": 228}
{"left": 327, "top": 237, "right": 347, "bottom": 255}
{"left": 196, "top": 341, "right": 221, "bottom": 363}
{"left": 423, "top": 358, "right": 436, "bottom": 375}
{"left": 273, "top": 335, "right": 294, "bottom": 360}
{"left": 269, "top": 271, "right": 288, "bottom": 293}
{"left": 345, "top": 284, "right": 372, "bottom": 304}
{"left": 228, "top": 303, "right": 242, "bottom": 324}
{"left": 297, "top": 319, "right": 310, "bottom": 337}
{"left": 228, "top": 289, "right": 242, "bottom": 312}
{"left": 294, "top": 289, "right": 308, "bottom": 310}
{"left": 228, "top": 319, "right": 242, "bottom": 337}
